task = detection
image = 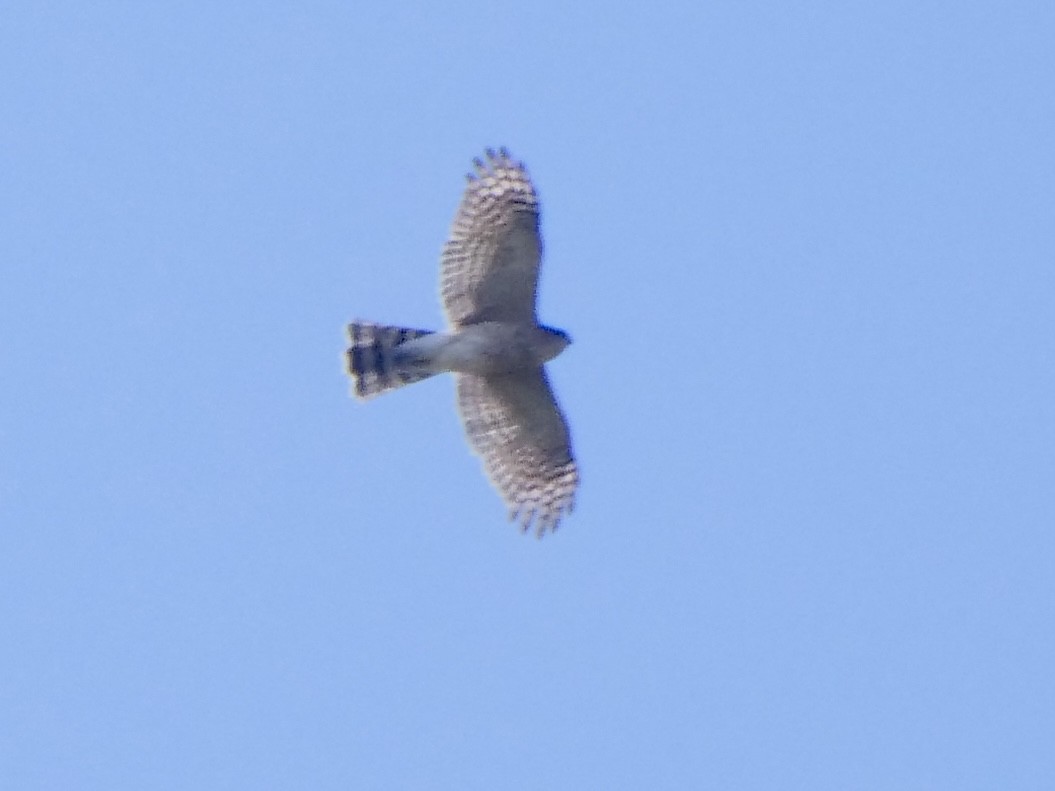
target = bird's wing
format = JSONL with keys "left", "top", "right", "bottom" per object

{"left": 456, "top": 368, "right": 577, "bottom": 536}
{"left": 440, "top": 148, "right": 542, "bottom": 327}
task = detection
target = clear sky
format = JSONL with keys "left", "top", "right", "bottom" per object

{"left": 2, "top": 2, "right": 1053, "bottom": 789}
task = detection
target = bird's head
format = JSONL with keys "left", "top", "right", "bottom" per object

{"left": 538, "top": 325, "right": 572, "bottom": 363}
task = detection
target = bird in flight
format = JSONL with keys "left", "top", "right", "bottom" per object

{"left": 346, "top": 148, "right": 578, "bottom": 536}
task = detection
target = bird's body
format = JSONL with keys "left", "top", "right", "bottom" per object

{"left": 415, "top": 323, "right": 569, "bottom": 375}
{"left": 345, "top": 148, "right": 578, "bottom": 535}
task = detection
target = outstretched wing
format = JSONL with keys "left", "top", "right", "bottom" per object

{"left": 456, "top": 369, "right": 578, "bottom": 536}
{"left": 440, "top": 148, "right": 542, "bottom": 327}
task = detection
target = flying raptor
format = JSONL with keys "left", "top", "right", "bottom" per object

{"left": 346, "top": 148, "right": 578, "bottom": 536}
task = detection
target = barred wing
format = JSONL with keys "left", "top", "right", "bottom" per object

{"left": 440, "top": 148, "right": 542, "bottom": 327}
{"left": 456, "top": 369, "right": 577, "bottom": 536}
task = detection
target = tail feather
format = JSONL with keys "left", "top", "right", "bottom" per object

{"left": 346, "top": 321, "right": 437, "bottom": 399}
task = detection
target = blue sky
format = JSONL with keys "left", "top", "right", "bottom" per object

{"left": 2, "top": 2, "right": 1053, "bottom": 788}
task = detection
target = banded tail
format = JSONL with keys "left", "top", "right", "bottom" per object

{"left": 346, "top": 321, "right": 437, "bottom": 399}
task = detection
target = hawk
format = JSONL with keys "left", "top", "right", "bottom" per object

{"left": 345, "top": 148, "right": 578, "bottom": 536}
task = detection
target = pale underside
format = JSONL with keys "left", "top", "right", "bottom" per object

{"left": 348, "top": 149, "right": 578, "bottom": 534}
{"left": 439, "top": 149, "right": 577, "bottom": 534}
